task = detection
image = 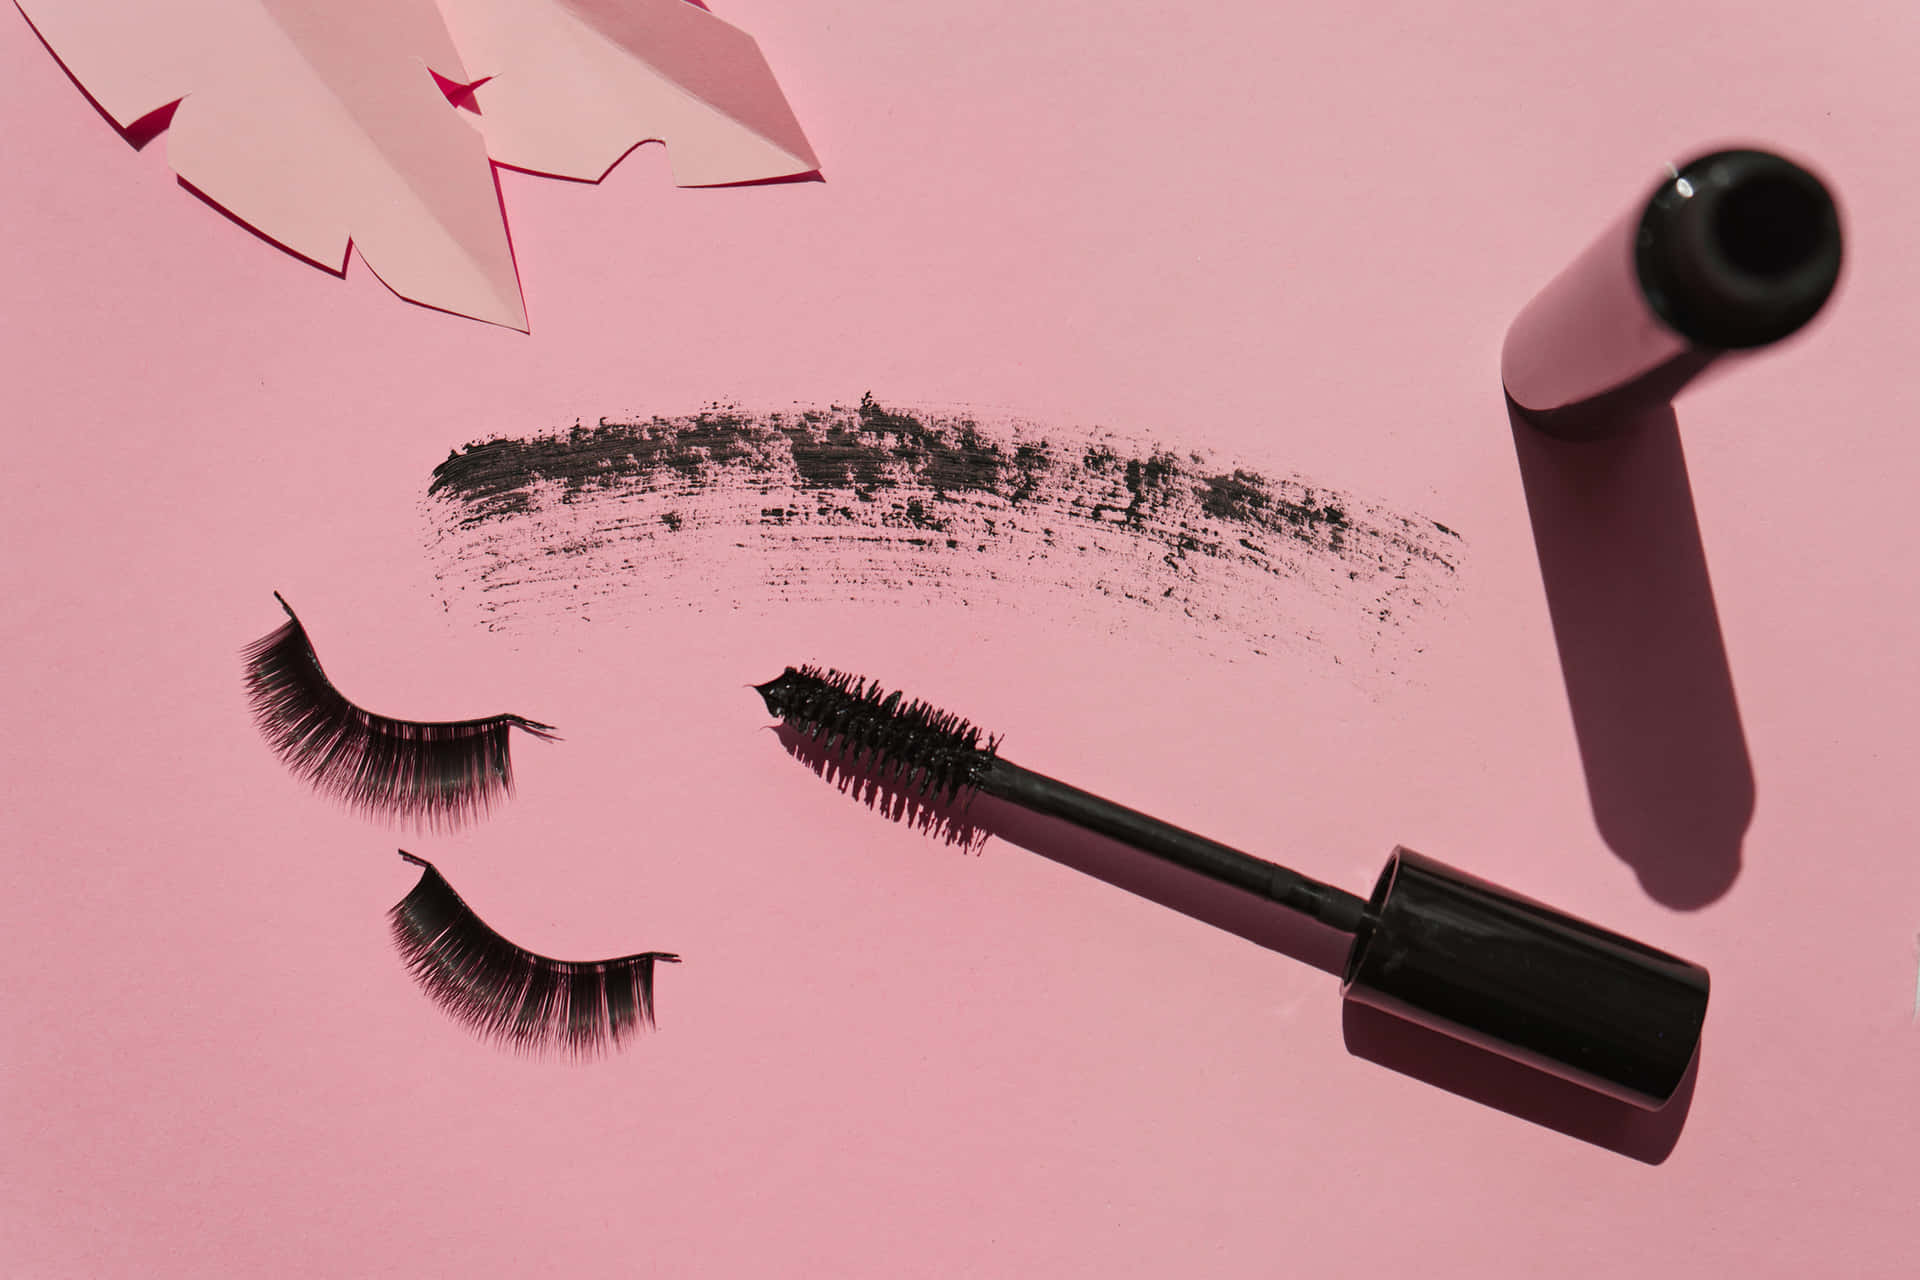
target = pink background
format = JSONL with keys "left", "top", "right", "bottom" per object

{"left": 5, "top": 2, "right": 1918, "bottom": 1276}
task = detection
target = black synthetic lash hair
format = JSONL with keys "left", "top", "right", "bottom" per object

{"left": 389, "top": 852, "right": 680, "bottom": 1057}
{"left": 242, "top": 593, "right": 557, "bottom": 830}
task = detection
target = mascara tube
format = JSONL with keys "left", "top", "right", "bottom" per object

{"left": 1502, "top": 147, "right": 1842, "bottom": 439}
{"left": 1342, "top": 848, "right": 1706, "bottom": 1108}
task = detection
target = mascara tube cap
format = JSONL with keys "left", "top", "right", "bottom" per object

{"left": 1340, "top": 848, "right": 1708, "bottom": 1109}
{"left": 1502, "top": 146, "right": 1842, "bottom": 439}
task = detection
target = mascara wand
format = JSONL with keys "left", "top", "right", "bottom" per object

{"left": 757, "top": 665, "right": 1709, "bottom": 1110}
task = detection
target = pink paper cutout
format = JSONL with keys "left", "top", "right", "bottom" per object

{"left": 441, "top": 0, "right": 820, "bottom": 185}
{"left": 15, "top": 0, "right": 819, "bottom": 328}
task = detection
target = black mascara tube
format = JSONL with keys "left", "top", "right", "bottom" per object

{"left": 1341, "top": 848, "right": 1705, "bottom": 1108}
{"left": 1502, "top": 147, "right": 1842, "bottom": 439}
{"left": 759, "top": 668, "right": 1710, "bottom": 1110}
{"left": 994, "top": 758, "right": 1706, "bottom": 1106}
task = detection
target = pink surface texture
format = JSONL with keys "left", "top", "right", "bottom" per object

{"left": 4, "top": 2, "right": 1919, "bottom": 1276}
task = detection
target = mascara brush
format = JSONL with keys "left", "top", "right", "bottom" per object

{"left": 756, "top": 665, "right": 1708, "bottom": 1110}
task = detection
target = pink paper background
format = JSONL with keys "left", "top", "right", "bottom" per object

{"left": 4, "top": 3, "right": 1918, "bottom": 1276}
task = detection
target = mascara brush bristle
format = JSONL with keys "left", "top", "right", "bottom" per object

{"left": 774, "top": 718, "right": 991, "bottom": 849}
{"left": 756, "top": 665, "right": 999, "bottom": 801}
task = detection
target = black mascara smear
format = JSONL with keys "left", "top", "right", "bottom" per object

{"left": 241, "top": 595, "right": 557, "bottom": 831}
{"left": 389, "top": 852, "right": 679, "bottom": 1057}
{"left": 426, "top": 395, "right": 1463, "bottom": 681}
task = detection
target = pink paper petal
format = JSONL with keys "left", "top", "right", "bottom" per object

{"left": 20, "top": 0, "right": 528, "bottom": 328}
{"left": 441, "top": 0, "right": 819, "bottom": 185}
{"left": 18, "top": 0, "right": 821, "bottom": 327}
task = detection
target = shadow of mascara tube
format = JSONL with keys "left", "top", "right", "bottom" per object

{"left": 1503, "top": 147, "right": 1842, "bottom": 439}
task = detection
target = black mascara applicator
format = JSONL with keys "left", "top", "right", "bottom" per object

{"left": 757, "top": 666, "right": 1708, "bottom": 1110}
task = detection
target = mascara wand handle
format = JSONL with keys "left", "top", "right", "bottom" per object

{"left": 978, "top": 758, "right": 1368, "bottom": 933}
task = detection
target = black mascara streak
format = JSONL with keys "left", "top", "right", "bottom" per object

{"left": 389, "top": 852, "right": 679, "bottom": 1058}
{"left": 425, "top": 395, "right": 1464, "bottom": 681}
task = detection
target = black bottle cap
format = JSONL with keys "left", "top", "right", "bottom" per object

{"left": 1341, "top": 848, "right": 1708, "bottom": 1109}
{"left": 1636, "top": 148, "right": 1842, "bottom": 349}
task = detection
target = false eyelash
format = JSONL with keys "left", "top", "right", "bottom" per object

{"left": 241, "top": 593, "right": 557, "bottom": 830}
{"left": 389, "top": 852, "right": 680, "bottom": 1057}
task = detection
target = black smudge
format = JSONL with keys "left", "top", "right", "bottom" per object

{"left": 424, "top": 395, "right": 1464, "bottom": 682}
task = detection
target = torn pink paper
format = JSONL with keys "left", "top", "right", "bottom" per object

{"left": 442, "top": 0, "right": 820, "bottom": 184}
{"left": 14, "top": 0, "right": 819, "bottom": 328}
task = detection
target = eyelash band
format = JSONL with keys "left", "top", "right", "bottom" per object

{"left": 389, "top": 852, "right": 681, "bottom": 1057}
{"left": 242, "top": 593, "right": 557, "bottom": 830}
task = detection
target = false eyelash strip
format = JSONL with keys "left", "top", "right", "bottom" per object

{"left": 389, "top": 852, "right": 680, "bottom": 1056}
{"left": 241, "top": 593, "right": 557, "bottom": 830}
